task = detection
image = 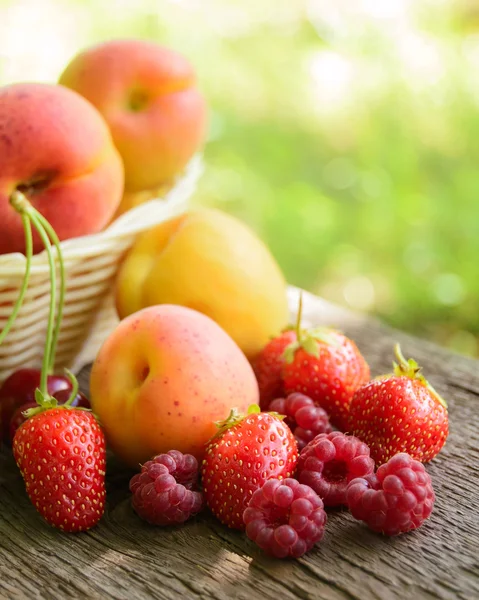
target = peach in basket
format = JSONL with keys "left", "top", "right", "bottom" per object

{"left": 0, "top": 82, "right": 124, "bottom": 256}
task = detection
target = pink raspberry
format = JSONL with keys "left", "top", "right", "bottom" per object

{"left": 270, "top": 392, "right": 332, "bottom": 450}
{"left": 296, "top": 431, "right": 375, "bottom": 506}
{"left": 243, "top": 478, "right": 327, "bottom": 559}
{"left": 129, "top": 450, "right": 203, "bottom": 526}
{"left": 347, "top": 452, "right": 435, "bottom": 536}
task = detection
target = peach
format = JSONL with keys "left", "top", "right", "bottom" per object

{"left": 90, "top": 304, "right": 259, "bottom": 466}
{"left": 115, "top": 208, "right": 290, "bottom": 360}
{"left": 59, "top": 39, "right": 207, "bottom": 192}
{"left": 0, "top": 83, "right": 124, "bottom": 255}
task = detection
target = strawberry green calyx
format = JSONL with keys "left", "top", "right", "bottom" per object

{"left": 213, "top": 407, "right": 248, "bottom": 439}
{"left": 24, "top": 369, "right": 81, "bottom": 419}
{"left": 283, "top": 292, "right": 340, "bottom": 364}
{"left": 393, "top": 343, "right": 448, "bottom": 409}
{"left": 211, "top": 404, "right": 285, "bottom": 441}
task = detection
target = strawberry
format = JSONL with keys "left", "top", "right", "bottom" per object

{"left": 347, "top": 344, "right": 449, "bottom": 465}
{"left": 254, "top": 329, "right": 297, "bottom": 410}
{"left": 13, "top": 407, "right": 106, "bottom": 532}
{"left": 201, "top": 406, "right": 298, "bottom": 529}
{"left": 281, "top": 296, "right": 370, "bottom": 430}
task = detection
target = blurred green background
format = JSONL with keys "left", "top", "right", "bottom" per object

{"left": 0, "top": 0, "right": 478, "bottom": 356}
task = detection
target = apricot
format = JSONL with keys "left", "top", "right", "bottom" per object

{"left": 115, "top": 208, "right": 289, "bottom": 360}
{"left": 0, "top": 83, "right": 124, "bottom": 255}
{"left": 90, "top": 305, "right": 259, "bottom": 466}
{"left": 59, "top": 39, "right": 207, "bottom": 192}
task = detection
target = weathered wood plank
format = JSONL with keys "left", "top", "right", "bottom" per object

{"left": 1, "top": 289, "right": 478, "bottom": 600}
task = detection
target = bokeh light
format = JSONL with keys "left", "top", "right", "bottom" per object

{"left": 0, "top": 0, "right": 477, "bottom": 356}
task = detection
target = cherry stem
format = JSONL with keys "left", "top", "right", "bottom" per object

{"left": 8, "top": 191, "right": 80, "bottom": 412}
{"left": 63, "top": 369, "right": 79, "bottom": 407}
{"left": 27, "top": 211, "right": 56, "bottom": 397}
{"left": 0, "top": 213, "right": 32, "bottom": 345}
{"left": 34, "top": 211, "right": 65, "bottom": 373}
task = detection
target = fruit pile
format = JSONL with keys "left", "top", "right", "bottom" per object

{"left": 0, "top": 37, "right": 448, "bottom": 559}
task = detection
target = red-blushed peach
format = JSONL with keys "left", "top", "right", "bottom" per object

{"left": 89, "top": 304, "right": 259, "bottom": 466}
{"left": 59, "top": 39, "right": 207, "bottom": 192}
{"left": 0, "top": 83, "right": 124, "bottom": 255}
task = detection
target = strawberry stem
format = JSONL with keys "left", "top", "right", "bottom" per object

{"left": 393, "top": 343, "right": 448, "bottom": 409}
{"left": 295, "top": 291, "right": 303, "bottom": 342}
{"left": 0, "top": 212, "right": 32, "bottom": 344}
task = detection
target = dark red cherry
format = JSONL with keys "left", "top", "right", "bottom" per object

{"left": 8, "top": 389, "right": 90, "bottom": 443}
{"left": 0, "top": 368, "right": 72, "bottom": 442}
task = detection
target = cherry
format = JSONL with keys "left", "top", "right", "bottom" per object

{"left": 0, "top": 368, "right": 72, "bottom": 442}
{"left": 8, "top": 401, "right": 36, "bottom": 443}
{"left": 8, "top": 388, "right": 90, "bottom": 444}
{"left": 51, "top": 388, "right": 90, "bottom": 408}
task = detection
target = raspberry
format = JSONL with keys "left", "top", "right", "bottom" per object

{"left": 243, "top": 478, "right": 327, "bottom": 558}
{"left": 347, "top": 452, "right": 435, "bottom": 536}
{"left": 130, "top": 450, "right": 203, "bottom": 525}
{"left": 296, "top": 431, "right": 375, "bottom": 506}
{"left": 270, "top": 393, "right": 332, "bottom": 450}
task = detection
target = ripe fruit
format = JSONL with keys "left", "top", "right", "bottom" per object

{"left": 129, "top": 450, "right": 203, "bottom": 526}
{"left": 13, "top": 407, "right": 106, "bottom": 532}
{"left": 201, "top": 407, "right": 298, "bottom": 530}
{"left": 254, "top": 330, "right": 297, "bottom": 410}
{"left": 348, "top": 345, "right": 449, "bottom": 465}
{"left": 59, "top": 39, "right": 206, "bottom": 192}
{"left": 243, "top": 478, "right": 327, "bottom": 558}
{"left": 115, "top": 208, "right": 289, "bottom": 360}
{"left": 281, "top": 296, "right": 370, "bottom": 430}
{"left": 0, "top": 82, "right": 123, "bottom": 255}
{"left": 347, "top": 453, "right": 435, "bottom": 536}
{"left": 270, "top": 393, "right": 332, "bottom": 450}
{"left": 296, "top": 431, "right": 375, "bottom": 506}
{"left": 90, "top": 305, "right": 259, "bottom": 466}
{"left": 0, "top": 368, "right": 71, "bottom": 442}
{"left": 8, "top": 388, "right": 90, "bottom": 444}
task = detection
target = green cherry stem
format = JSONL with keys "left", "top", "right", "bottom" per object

{"left": 63, "top": 369, "right": 79, "bottom": 407}
{"left": 34, "top": 210, "right": 65, "bottom": 373}
{"left": 0, "top": 213, "right": 33, "bottom": 345}
{"left": 27, "top": 211, "right": 56, "bottom": 397}
{"left": 9, "top": 190, "right": 78, "bottom": 413}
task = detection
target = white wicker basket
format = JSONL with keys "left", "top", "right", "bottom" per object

{"left": 0, "top": 156, "right": 203, "bottom": 384}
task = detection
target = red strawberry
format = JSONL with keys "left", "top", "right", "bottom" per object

{"left": 348, "top": 344, "right": 449, "bottom": 465}
{"left": 201, "top": 406, "right": 298, "bottom": 529}
{"left": 254, "top": 329, "right": 297, "bottom": 410}
{"left": 13, "top": 407, "right": 106, "bottom": 532}
{"left": 281, "top": 297, "right": 370, "bottom": 430}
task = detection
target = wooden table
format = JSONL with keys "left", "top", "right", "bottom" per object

{"left": 1, "top": 289, "right": 478, "bottom": 600}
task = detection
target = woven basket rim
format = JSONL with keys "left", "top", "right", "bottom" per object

{"left": 0, "top": 154, "right": 203, "bottom": 272}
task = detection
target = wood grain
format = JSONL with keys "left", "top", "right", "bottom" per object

{"left": 1, "top": 289, "right": 478, "bottom": 600}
